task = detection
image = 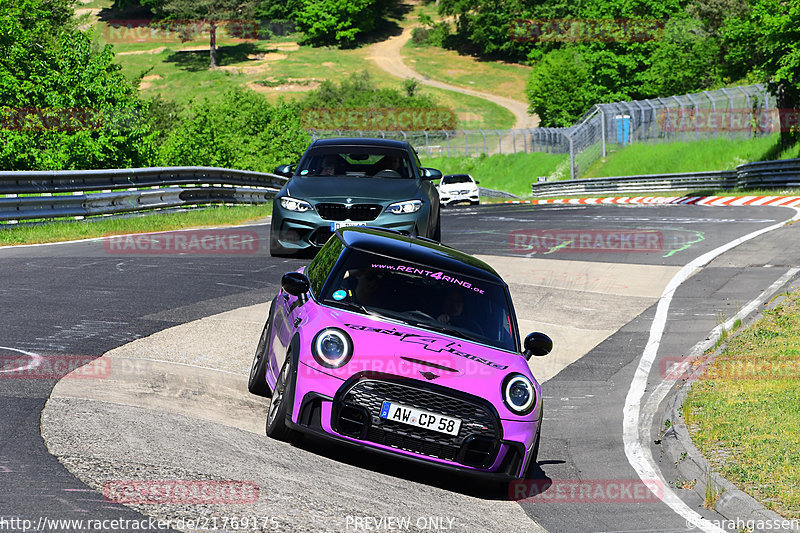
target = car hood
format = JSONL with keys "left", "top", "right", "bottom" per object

{"left": 287, "top": 176, "right": 422, "bottom": 203}
{"left": 299, "top": 308, "right": 537, "bottom": 417}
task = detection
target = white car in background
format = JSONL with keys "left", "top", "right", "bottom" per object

{"left": 437, "top": 173, "right": 480, "bottom": 206}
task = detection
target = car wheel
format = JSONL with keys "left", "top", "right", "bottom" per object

{"left": 248, "top": 301, "right": 275, "bottom": 397}
{"left": 266, "top": 357, "right": 295, "bottom": 441}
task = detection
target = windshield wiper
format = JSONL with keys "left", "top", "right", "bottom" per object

{"left": 330, "top": 300, "right": 381, "bottom": 317}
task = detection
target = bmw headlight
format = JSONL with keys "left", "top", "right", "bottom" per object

{"left": 387, "top": 200, "right": 422, "bottom": 215}
{"left": 502, "top": 373, "right": 536, "bottom": 415}
{"left": 280, "top": 196, "right": 313, "bottom": 212}
{"left": 312, "top": 328, "right": 353, "bottom": 369}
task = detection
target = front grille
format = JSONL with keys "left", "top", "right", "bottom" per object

{"left": 335, "top": 378, "right": 500, "bottom": 467}
{"left": 316, "top": 203, "right": 382, "bottom": 221}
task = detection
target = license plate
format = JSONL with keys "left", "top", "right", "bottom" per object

{"left": 331, "top": 221, "right": 367, "bottom": 230}
{"left": 380, "top": 401, "right": 461, "bottom": 436}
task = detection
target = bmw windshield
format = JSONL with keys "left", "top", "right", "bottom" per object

{"left": 319, "top": 249, "right": 518, "bottom": 352}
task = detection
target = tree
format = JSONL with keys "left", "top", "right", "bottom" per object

{"left": 142, "top": 0, "right": 254, "bottom": 68}
{"left": 293, "top": 0, "right": 389, "bottom": 46}
{"left": 525, "top": 48, "right": 600, "bottom": 127}
{"left": 721, "top": 0, "right": 800, "bottom": 146}
{"left": 0, "top": 0, "right": 155, "bottom": 170}
{"left": 157, "top": 89, "right": 309, "bottom": 171}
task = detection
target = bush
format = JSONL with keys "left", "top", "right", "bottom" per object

{"left": 157, "top": 89, "right": 309, "bottom": 171}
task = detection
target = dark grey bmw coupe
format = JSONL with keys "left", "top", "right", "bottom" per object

{"left": 270, "top": 138, "right": 442, "bottom": 257}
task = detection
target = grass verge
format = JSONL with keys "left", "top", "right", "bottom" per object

{"left": 582, "top": 135, "right": 800, "bottom": 179}
{"left": 0, "top": 204, "right": 270, "bottom": 246}
{"left": 683, "top": 290, "right": 800, "bottom": 519}
{"left": 421, "top": 152, "right": 569, "bottom": 197}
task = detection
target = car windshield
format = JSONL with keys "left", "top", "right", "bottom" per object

{"left": 295, "top": 147, "right": 414, "bottom": 179}
{"left": 319, "top": 249, "right": 518, "bottom": 351}
{"left": 441, "top": 175, "right": 472, "bottom": 185}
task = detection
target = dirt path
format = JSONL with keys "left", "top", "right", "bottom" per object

{"left": 366, "top": 26, "right": 539, "bottom": 130}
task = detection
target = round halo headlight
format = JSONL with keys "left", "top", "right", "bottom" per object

{"left": 312, "top": 328, "right": 353, "bottom": 369}
{"left": 502, "top": 373, "right": 536, "bottom": 415}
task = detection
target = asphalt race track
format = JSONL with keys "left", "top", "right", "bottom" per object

{"left": 2, "top": 202, "right": 799, "bottom": 533}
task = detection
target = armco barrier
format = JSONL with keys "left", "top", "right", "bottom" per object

{"left": 531, "top": 158, "right": 800, "bottom": 197}
{"left": 0, "top": 167, "right": 287, "bottom": 222}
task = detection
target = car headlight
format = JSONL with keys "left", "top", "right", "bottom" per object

{"left": 312, "top": 328, "right": 353, "bottom": 369}
{"left": 280, "top": 196, "right": 313, "bottom": 212}
{"left": 387, "top": 200, "right": 422, "bottom": 215}
{"left": 502, "top": 373, "right": 536, "bottom": 415}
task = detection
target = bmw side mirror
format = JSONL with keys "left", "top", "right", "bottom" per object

{"left": 422, "top": 168, "right": 442, "bottom": 180}
{"left": 282, "top": 272, "right": 310, "bottom": 297}
{"left": 274, "top": 164, "right": 294, "bottom": 178}
{"left": 523, "top": 332, "right": 552, "bottom": 360}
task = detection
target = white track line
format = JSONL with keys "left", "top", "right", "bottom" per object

{"left": 0, "top": 346, "right": 43, "bottom": 374}
{"left": 623, "top": 206, "right": 800, "bottom": 532}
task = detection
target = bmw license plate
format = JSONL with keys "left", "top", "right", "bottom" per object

{"left": 380, "top": 401, "right": 461, "bottom": 436}
{"left": 331, "top": 221, "right": 367, "bottom": 230}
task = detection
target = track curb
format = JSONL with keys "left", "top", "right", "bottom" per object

{"left": 504, "top": 195, "right": 800, "bottom": 207}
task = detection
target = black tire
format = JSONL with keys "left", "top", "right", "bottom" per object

{"left": 265, "top": 357, "right": 294, "bottom": 441}
{"left": 248, "top": 301, "right": 275, "bottom": 397}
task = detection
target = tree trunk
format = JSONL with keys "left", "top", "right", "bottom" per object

{"left": 209, "top": 21, "right": 217, "bottom": 69}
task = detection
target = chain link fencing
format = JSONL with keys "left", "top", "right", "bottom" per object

{"left": 310, "top": 84, "right": 778, "bottom": 180}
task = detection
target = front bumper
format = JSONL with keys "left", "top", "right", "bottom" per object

{"left": 440, "top": 190, "right": 479, "bottom": 206}
{"left": 288, "top": 364, "right": 540, "bottom": 480}
{"left": 271, "top": 208, "right": 423, "bottom": 252}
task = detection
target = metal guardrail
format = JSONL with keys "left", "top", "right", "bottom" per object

{"left": 0, "top": 167, "right": 287, "bottom": 222}
{"left": 531, "top": 158, "right": 800, "bottom": 197}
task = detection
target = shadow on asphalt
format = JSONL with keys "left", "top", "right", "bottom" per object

{"left": 289, "top": 433, "right": 556, "bottom": 502}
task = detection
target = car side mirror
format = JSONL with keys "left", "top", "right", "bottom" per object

{"left": 475, "top": 180, "right": 480, "bottom": 184}
{"left": 523, "top": 332, "right": 552, "bottom": 360}
{"left": 282, "top": 272, "right": 310, "bottom": 297}
{"left": 421, "top": 168, "right": 442, "bottom": 180}
{"left": 274, "top": 164, "right": 294, "bottom": 178}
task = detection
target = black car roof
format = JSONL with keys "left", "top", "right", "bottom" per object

{"left": 337, "top": 227, "right": 504, "bottom": 284}
{"left": 310, "top": 138, "right": 412, "bottom": 149}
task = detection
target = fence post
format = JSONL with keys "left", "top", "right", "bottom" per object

{"left": 720, "top": 88, "right": 735, "bottom": 139}
{"left": 424, "top": 130, "right": 429, "bottom": 155}
{"left": 496, "top": 130, "right": 502, "bottom": 154}
{"left": 736, "top": 86, "right": 752, "bottom": 138}
{"left": 444, "top": 130, "right": 450, "bottom": 157}
{"left": 703, "top": 91, "right": 717, "bottom": 139}
{"left": 512, "top": 130, "right": 517, "bottom": 153}
{"left": 686, "top": 94, "right": 699, "bottom": 140}
{"left": 672, "top": 96, "right": 685, "bottom": 142}
{"left": 566, "top": 131, "right": 575, "bottom": 180}
{"left": 480, "top": 129, "right": 487, "bottom": 154}
{"left": 464, "top": 130, "right": 469, "bottom": 156}
{"left": 599, "top": 108, "right": 606, "bottom": 158}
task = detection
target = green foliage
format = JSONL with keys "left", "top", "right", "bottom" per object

{"left": 640, "top": 18, "right": 721, "bottom": 96}
{"left": 294, "top": 0, "right": 388, "bottom": 46}
{"left": 525, "top": 48, "right": 599, "bottom": 127}
{"left": 157, "top": 89, "right": 309, "bottom": 172}
{"left": 253, "top": 0, "right": 304, "bottom": 21}
{"left": 301, "top": 71, "right": 440, "bottom": 110}
{"left": 0, "top": 0, "right": 154, "bottom": 170}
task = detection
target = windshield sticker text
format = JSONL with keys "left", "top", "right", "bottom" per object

{"left": 344, "top": 324, "right": 507, "bottom": 370}
{"left": 370, "top": 264, "right": 485, "bottom": 294}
